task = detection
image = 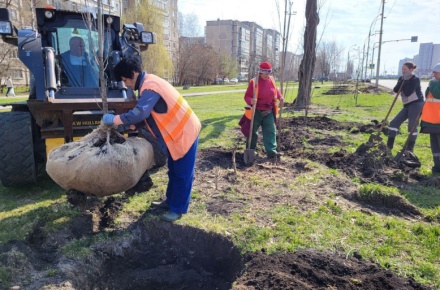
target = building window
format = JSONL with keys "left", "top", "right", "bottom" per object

{"left": 10, "top": 10, "right": 17, "bottom": 20}
{"left": 13, "top": 70, "right": 23, "bottom": 79}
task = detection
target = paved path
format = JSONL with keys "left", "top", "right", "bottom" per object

{"left": 1, "top": 81, "right": 429, "bottom": 102}
{"left": 379, "top": 79, "right": 428, "bottom": 93}
{"left": 182, "top": 89, "right": 245, "bottom": 97}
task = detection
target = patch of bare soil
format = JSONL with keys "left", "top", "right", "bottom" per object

{"left": 234, "top": 249, "right": 429, "bottom": 290}
{"left": 0, "top": 110, "right": 435, "bottom": 289}
{"left": 0, "top": 216, "right": 431, "bottom": 290}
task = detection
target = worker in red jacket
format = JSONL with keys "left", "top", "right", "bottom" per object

{"left": 244, "top": 62, "right": 283, "bottom": 159}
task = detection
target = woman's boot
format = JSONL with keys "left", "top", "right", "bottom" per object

{"left": 387, "top": 137, "right": 395, "bottom": 150}
{"left": 407, "top": 140, "right": 416, "bottom": 152}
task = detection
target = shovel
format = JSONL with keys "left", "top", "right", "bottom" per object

{"left": 368, "top": 81, "right": 404, "bottom": 142}
{"left": 276, "top": 99, "right": 284, "bottom": 152}
{"left": 394, "top": 104, "right": 424, "bottom": 163}
{"left": 244, "top": 75, "right": 258, "bottom": 166}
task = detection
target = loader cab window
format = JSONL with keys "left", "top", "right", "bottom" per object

{"left": 56, "top": 20, "right": 100, "bottom": 87}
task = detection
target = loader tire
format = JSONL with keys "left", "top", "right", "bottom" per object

{"left": 0, "top": 111, "right": 38, "bottom": 187}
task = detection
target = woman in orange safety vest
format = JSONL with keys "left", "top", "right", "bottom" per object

{"left": 420, "top": 63, "right": 440, "bottom": 173}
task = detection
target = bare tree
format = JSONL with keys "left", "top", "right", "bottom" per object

{"left": 295, "top": 0, "right": 319, "bottom": 111}
{"left": 178, "top": 12, "right": 202, "bottom": 37}
{"left": 195, "top": 46, "right": 219, "bottom": 85}
{"left": 219, "top": 53, "right": 238, "bottom": 79}
{"left": 176, "top": 40, "right": 219, "bottom": 86}
{"left": 275, "top": 0, "right": 295, "bottom": 97}
{"left": 315, "top": 41, "right": 342, "bottom": 81}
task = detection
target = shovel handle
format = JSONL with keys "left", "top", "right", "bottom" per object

{"left": 377, "top": 80, "right": 405, "bottom": 133}
{"left": 247, "top": 74, "right": 259, "bottom": 150}
{"left": 276, "top": 101, "right": 284, "bottom": 151}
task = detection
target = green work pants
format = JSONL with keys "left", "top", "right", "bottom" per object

{"left": 247, "top": 109, "right": 277, "bottom": 156}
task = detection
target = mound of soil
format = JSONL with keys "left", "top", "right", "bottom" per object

{"left": 235, "top": 249, "right": 429, "bottom": 290}
{"left": 277, "top": 115, "right": 426, "bottom": 188}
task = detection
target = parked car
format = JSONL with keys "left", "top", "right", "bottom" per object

{"left": 230, "top": 78, "right": 238, "bottom": 83}
{"left": 223, "top": 78, "right": 230, "bottom": 83}
{"left": 214, "top": 78, "right": 223, "bottom": 84}
{"left": 237, "top": 75, "right": 246, "bottom": 82}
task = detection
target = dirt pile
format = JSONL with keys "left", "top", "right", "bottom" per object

{"left": 235, "top": 249, "right": 429, "bottom": 290}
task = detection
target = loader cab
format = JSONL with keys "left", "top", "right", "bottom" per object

{"left": 55, "top": 23, "right": 100, "bottom": 88}
{"left": 34, "top": 7, "right": 123, "bottom": 99}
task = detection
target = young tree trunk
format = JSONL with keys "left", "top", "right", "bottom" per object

{"left": 295, "top": 0, "right": 319, "bottom": 111}
{"left": 97, "top": 0, "right": 108, "bottom": 114}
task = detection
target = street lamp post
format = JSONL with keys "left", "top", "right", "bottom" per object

{"left": 346, "top": 44, "right": 357, "bottom": 79}
{"left": 364, "top": 15, "right": 382, "bottom": 81}
{"left": 372, "top": 37, "right": 418, "bottom": 79}
{"left": 375, "top": 0, "right": 385, "bottom": 90}
{"left": 360, "top": 43, "right": 366, "bottom": 81}
{"left": 371, "top": 42, "right": 379, "bottom": 78}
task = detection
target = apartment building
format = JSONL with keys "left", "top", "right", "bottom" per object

{"left": 398, "top": 42, "right": 440, "bottom": 78}
{"left": 205, "top": 19, "right": 280, "bottom": 80}
{"left": 412, "top": 42, "right": 440, "bottom": 77}
{"left": 0, "top": 0, "right": 28, "bottom": 86}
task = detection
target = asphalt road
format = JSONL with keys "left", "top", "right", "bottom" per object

{"left": 0, "top": 80, "right": 429, "bottom": 100}
{"left": 379, "top": 79, "right": 428, "bottom": 93}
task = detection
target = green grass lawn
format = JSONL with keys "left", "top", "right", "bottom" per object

{"left": 0, "top": 82, "right": 439, "bottom": 288}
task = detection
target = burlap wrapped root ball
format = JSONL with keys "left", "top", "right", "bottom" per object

{"left": 46, "top": 124, "right": 155, "bottom": 196}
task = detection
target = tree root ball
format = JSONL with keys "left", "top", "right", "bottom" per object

{"left": 46, "top": 124, "right": 155, "bottom": 196}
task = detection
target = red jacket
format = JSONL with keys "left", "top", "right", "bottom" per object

{"left": 244, "top": 75, "right": 282, "bottom": 111}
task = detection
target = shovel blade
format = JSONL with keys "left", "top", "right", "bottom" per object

{"left": 394, "top": 150, "right": 421, "bottom": 168}
{"left": 394, "top": 150, "right": 404, "bottom": 162}
{"left": 244, "top": 148, "right": 255, "bottom": 166}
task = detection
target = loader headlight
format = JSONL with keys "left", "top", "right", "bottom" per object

{"left": 0, "top": 20, "right": 12, "bottom": 35}
{"left": 122, "top": 24, "right": 139, "bottom": 41}
{"left": 122, "top": 23, "right": 156, "bottom": 47}
{"left": 44, "top": 9, "right": 54, "bottom": 19}
{"left": 140, "top": 31, "right": 156, "bottom": 44}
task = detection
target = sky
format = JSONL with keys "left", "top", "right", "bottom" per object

{"left": 178, "top": 0, "right": 440, "bottom": 76}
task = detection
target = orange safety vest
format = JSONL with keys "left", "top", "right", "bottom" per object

{"left": 140, "top": 74, "right": 201, "bottom": 160}
{"left": 421, "top": 92, "right": 440, "bottom": 125}
{"left": 249, "top": 76, "right": 280, "bottom": 116}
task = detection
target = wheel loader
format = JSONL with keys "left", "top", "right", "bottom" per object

{"left": 0, "top": 6, "right": 156, "bottom": 187}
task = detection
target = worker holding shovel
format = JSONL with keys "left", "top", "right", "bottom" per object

{"left": 387, "top": 61, "right": 424, "bottom": 152}
{"left": 244, "top": 62, "right": 283, "bottom": 162}
{"left": 420, "top": 63, "right": 440, "bottom": 173}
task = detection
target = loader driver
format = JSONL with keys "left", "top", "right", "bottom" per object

{"left": 60, "top": 36, "right": 99, "bottom": 87}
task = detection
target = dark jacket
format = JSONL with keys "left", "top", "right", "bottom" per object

{"left": 393, "top": 75, "right": 424, "bottom": 106}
